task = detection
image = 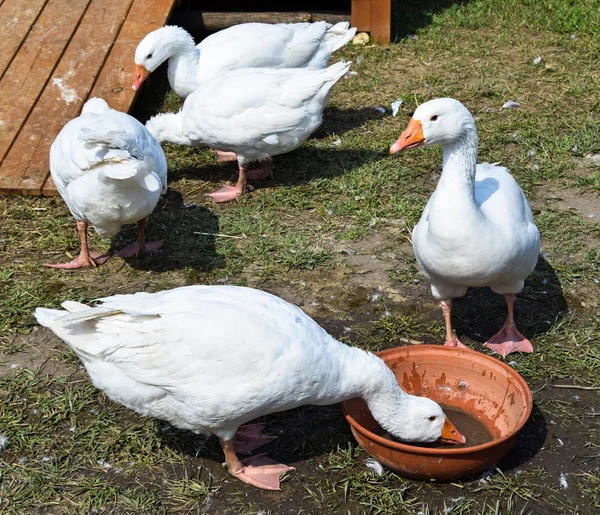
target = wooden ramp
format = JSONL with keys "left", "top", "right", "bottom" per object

{"left": 0, "top": 0, "right": 176, "bottom": 196}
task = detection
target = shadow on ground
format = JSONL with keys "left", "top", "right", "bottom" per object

{"left": 113, "top": 189, "right": 225, "bottom": 272}
{"left": 451, "top": 255, "right": 568, "bottom": 343}
{"left": 158, "top": 403, "right": 352, "bottom": 467}
{"left": 131, "top": 63, "right": 177, "bottom": 122}
{"left": 166, "top": 146, "right": 386, "bottom": 190}
{"left": 497, "top": 401, "right": 547, "bottom": 473}
{"left": 312, "top": 106, "right": 388, "bottom": 139}
{"left": 391, "top": 0, "right": 469, "bottom": 41}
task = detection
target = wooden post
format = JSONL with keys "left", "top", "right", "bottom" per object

{"left": 351, "top": 0, "right": 390, "bottom": 45}
{"left": 351, "top": 0, "right": 371, "bottom": 32}
{"left": 370, "top": 0, "right": 391, "bottom": 44}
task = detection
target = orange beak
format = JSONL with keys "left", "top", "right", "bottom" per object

{"left": 389, "top": 118, "right": 425, "bottom": 154}
{"left": 132, "top": 64, "right": 150, "bottom": 91}
{"left": 440, "top": 417, "right": 466, "bottom": 445}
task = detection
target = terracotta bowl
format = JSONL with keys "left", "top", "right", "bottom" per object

{"left": 341, "top": 345, "right": 532, "bottom": 481}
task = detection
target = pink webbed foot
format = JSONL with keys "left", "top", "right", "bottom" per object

{"left": 233, "top": 454, "right": 295, "bottom": 490}
{"left": 206, "top": 185, "right": 243, "bottom": 203}
{"left": 215, "top": 150, "right": 238, "bottom": 162}
{"left": 44, "top": 250, "right": 110, "bottom": 269}
{"left": 234, "top": 423, "right": 277, "bottom": 455}
{"left": 116, "top": 241, "right": 163, "bottom": 259}
{"left": 484, "top": 326, "right": 533, "bottom": 358}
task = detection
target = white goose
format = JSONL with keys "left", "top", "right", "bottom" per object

{"left": 132, "top": 22, "right": 356, "bottom": 98}
{"left": 35, "top": 285, "right": 465, "bottom": 490}
{"left": 390, "top": 98, "right": 540, "bottom": 358}
{"left": 145, "top": 61, "right": 350, "bottom": 202}
{"left": 46, "top": 98, "right": 167, "bottom": 269}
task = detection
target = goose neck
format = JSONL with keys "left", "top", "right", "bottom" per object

{"left": 168, "top": 45, "right": 199, "bottom": 69}
{"left": 438, "top": 130, "right": 478, "bottom": 201}
{"left": 145, "top": 112, "right": 198, "bottom": 146}
{"left": 342, "top": 347, "right": 409, "bottom": 421}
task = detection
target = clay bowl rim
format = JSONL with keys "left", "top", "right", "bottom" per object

{"left": 343, "top": 344, "right": 533, "bottom": 456}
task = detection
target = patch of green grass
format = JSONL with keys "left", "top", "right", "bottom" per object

{"left": 422, "top": 0, "right": 600, "bottom": 38}
{"left": 575, "top": 168, "right": 600, "bottom": 194}
{"left": 0, "top": 370, "right": 218, "bottom": 513}
{"left": 1, "top": 0, "right": 600, "bottom": 512}
{"left": 350, "top": 310, "right": 443, "bottom": 352}
{"left": 0, "top": 266, "right": 90, "bottom": 344}
{"left": 575, "top": 470, "right": 600, "bottom": 509}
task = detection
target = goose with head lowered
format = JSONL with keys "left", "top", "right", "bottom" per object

{"left": 45, "top": 98, "right": 167, "bottom": 269}
{"left": 145, "top": 61, "right": 350, "bottom": 202}
{"left": 390, "top": 98, "right": 540, "bottom": 358}
{"left": 35, "top": 285, "right": 465, "bottom": 490}
{"left": 132, "top": 22, "right": 356, "bottom": 98}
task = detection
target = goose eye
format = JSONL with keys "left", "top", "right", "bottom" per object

{"left": 428, "top": 416, "right": 436, "bottom": 421}
{"left": 430, "top": 115, "right": 438, "bottom": 121}
{"left": 146, "top": 53, "right": 153, "bottom": 59}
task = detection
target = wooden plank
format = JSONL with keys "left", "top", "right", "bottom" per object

{"left": 0, "top": 0, "right": 134, "bottom": 195}
{"left": 87, "top": 0, "right": 177, "bottom": 114}
{"left": 42, "top": 174, "right": 58, "bottom": 195}
{"left": 0, "top": 0, "right": 91, "bottom": 164}
{"left": 369, "top": 0, "right": 390, "bottom": 44}
{"left": 351, "top": 0, "right": 371, "bottom": 33}
{"left": 0, "top": 0, "right": 48, "bottom": 78}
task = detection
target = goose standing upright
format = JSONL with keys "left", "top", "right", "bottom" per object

{"left": 46, "top": 98, "right": 167, "bottom": 269}
{"left": 145, "top": 61, "right": 350, "bottom": 202}
{"left": 390, "top": 98, "right": 540, "bottom": 357}
{"left": 35, "top": 285, "right": 465, "bottom": 490}
{"left": 132, "top": 22, "right": 356, "bottom": 98}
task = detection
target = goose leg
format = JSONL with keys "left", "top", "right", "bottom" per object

{"left": 116, "top": 219, "right": 162, "bottom": 259}
{"left": 215, "top": 150, "right": 237, "bottom": 162}
{"left": 207, "top": 163, "right": 249, "bottom": 202}
{"left": 246, "top": 160, "right": 273, "bottom": 181}
{"left": 441, "top": 299, "right": 468, "bottom": 348}
{"left": 485, "top": 294, "right": 533, "bottom": 358}
{"left": 44, "top": 221, "right": 109, "bottom": 269}
{"left": 220, "top": 437, "right": 294, "bottom": 490}
{"left": 234, "top": 423, "right": 277, "bottom": 455}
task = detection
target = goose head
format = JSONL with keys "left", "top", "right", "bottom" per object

{"left": 379, "top": 394, "right": 466, "bottom": 444}
{"left": 133, "top": 26, "right": 196, "bottom": 91}
{"left": 389, "top": 98, "right": 476, "bottom": 153}
{"left": 81, "top": 97, "right": 110, "bottom": 115}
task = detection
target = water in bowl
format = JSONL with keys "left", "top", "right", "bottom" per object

{"left": 379, "top": 404, "right": 494, "bottom": 448}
